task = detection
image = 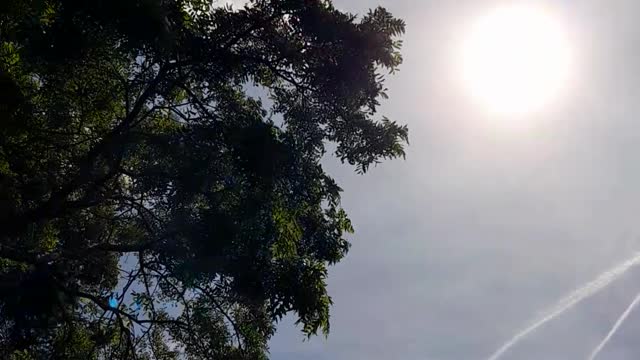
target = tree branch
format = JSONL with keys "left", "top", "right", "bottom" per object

{"left": 194, "top": 284, "right": 245, "bottom": 354}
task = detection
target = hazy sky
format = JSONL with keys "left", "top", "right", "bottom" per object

{"left": 267, "top": 1, "right": 640, "bottom": 359}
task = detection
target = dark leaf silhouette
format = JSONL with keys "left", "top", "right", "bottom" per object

{"left": 0, "top": 0, "right": 407, "bottom": 358}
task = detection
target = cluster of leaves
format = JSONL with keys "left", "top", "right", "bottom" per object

{"left": 0, "top": 0, "right": 407, "bottom": 358}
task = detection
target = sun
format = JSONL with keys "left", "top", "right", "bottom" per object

{"left": 459, "top": 5, "right": 572, "bottom": 116}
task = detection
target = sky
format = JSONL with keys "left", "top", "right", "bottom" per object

{"left": 264, "top": 0, "right": 640, "bottom": 359}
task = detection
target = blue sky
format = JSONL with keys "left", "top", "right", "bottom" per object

{"left": 266, "top": 0, "right": 640, "bottom": 359}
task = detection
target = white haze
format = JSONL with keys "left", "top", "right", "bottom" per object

{"left": 269, "top": 0, "right": 640, "bottom": 359}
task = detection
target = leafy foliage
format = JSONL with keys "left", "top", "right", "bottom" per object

{"left": 0, "top": 0, "right": 407, "bottom": 358}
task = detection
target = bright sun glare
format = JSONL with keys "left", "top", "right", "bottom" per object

{"left": 459, "top": 5, "right": 572, "bottom": 116}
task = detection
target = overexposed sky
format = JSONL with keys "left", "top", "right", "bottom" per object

{"left": 269, "top": 1, "right": 640, "bottom": 359}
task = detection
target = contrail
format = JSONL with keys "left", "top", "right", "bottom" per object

{"left": 588, "top": 290, "right": 640, "bottom": 360}
{"left": 487, "top": 253, "right": 640, "bottom": 360}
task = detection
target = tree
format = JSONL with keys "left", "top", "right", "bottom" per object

{"left": 0, "top": 0, "right": 407, "bottom": 358}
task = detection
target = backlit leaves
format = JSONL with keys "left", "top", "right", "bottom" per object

{"left": 0, "top": 0, "right": 407, "bottom": 358}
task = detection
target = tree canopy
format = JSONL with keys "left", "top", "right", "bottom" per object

{"left": 0, "top": 0, "right": 407, "bottom": 358}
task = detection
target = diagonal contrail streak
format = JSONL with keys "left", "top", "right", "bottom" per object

{"left": 487, "top": 253, "right": 640, "bottom": 360}
{"left": 588, "top": 290, "right": 640, "bottom": 360}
